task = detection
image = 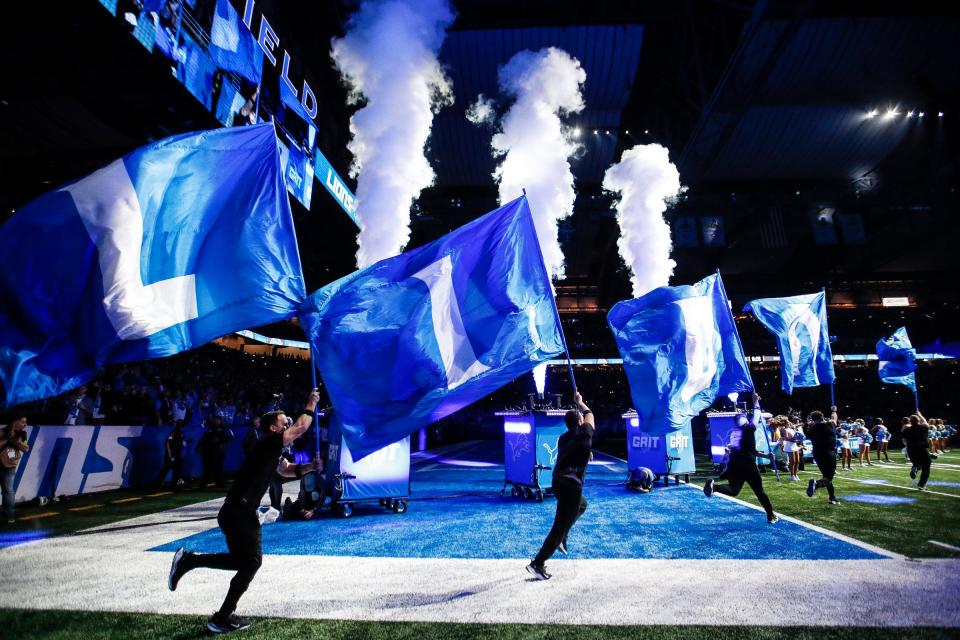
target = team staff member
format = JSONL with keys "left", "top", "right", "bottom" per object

{"left": 903, "top": 411, "right": 933, "bottom": 491}
{"left": 806, "top": 408, "right": 840, "bottom": 504}
{"left": 704, "top": 392, "right": 778, "bottom": 524}
{"left": 0, "top": 415, "right": 30, "bottom": 524}
{"left": 168, "top": 389, "right": 321, "bottom": 634}
{"left": 527, "top": 391, "right": 594, "bottom": 580}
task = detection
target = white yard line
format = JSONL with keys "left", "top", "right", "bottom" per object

{"left": 682, "top": 483, "right": 904, "bottom": 560}
{"left": 928, "top": 540, "right": 960, "bottom": 553}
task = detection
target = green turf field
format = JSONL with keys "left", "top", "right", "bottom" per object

{"left": 690, "top": 450, "right": 960, "bottom": 558}
{"left": 1, "top": 609, "right": 957, "bottom": 640}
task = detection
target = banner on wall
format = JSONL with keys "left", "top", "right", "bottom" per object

{"left": 11, "top": 424, "right": 255, "bottom": 503}
{"left": 314, "top": 148, "right": 358, "bottom": 226}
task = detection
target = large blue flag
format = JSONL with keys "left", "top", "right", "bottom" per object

{"left": 299, "top": 196, "right": 564, "bottom": 460}
{"left": 0, "top": 123, "right": 306, "bottom": 407}
{"left": 209, "top": 0, "right": 264, "bottom": 85}
{"left": 877, "top": 326, "right": 917, "bottom": 394}
{"left": 743, "top": 292, "right": 835, "bottom": 395}
{"left": 607, "top": 273, "right": 753, "bottom": 433}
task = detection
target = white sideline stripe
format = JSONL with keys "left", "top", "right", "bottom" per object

{"left": 799, "top": 470, "right": 960, "bottom": 499}
{"left": 3, "top": 491, "right": 959, "bottom": 626}
{"left": 928, "top": 540, "right": 960, "bottom": 553}
{"left": 685, "top": 483, "right": 903, "bottom": 560}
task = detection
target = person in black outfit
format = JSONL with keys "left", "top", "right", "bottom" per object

{"left": 805, "top": 407, "right": 840, "bottom": 504}
{"left": 527, "top": 391, "right": 594, "bottom": 580}
{"left": 903, "top": 411, "right": 932, "bottom": 490}
{"left": 156, "top": 424, "right": 186, "bottom": 488}
{"left": 167, "top": 389, "right": 320, "bottom": 634}
{"left": 198, "top": 416, "right": 233, "bottom": 488}
{"left": 704, "top": 392, "right": 778, "bottom": 524}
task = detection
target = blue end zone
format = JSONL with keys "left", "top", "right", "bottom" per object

{"left": 153, "top": 442, "right": 883, "bottom": 560}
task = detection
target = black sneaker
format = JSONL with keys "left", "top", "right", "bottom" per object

{"left": 557, "top": 541, "right": 568, "bottom": 555}
{"left": 910, "top": 466, "right": 917, "bottom": 479}
{"left": 207, "top": 612, "right": 251, "bottom": 634}
{"left": 767, "top": 515, "right": 779, "bottom": 524}
{"left": 806, "top": 479, "right": 817, "bottom": 498}
{"left": 525, "top": 562, "right": 551, "bottom": 580}
{"left": 168, "top": 547, "right": 191, "bottom": 591}
{"left": 703, "top": 479, "right": 714, "bottom": 497}
{"left": 828, "top": 498, "right": 840, "bottom": 505}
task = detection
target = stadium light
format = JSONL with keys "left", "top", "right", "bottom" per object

{"left": 919, "top": 111, "right": 925, "bottom": 118}
{"left": 907, "top": 111, "right": 915, "bottom": 118}
{"left": 938, "top": 111, "right": 944, "bottom": 117}
{"left": 884, "top": 108, "right": 899, "bottom": 119}
{"left": 572, "top": 127, "right": 582, "bottom": 138}
{"left": 865, "top": 109, "right": 878, "bottom": 119}
{"left": 593, "top": 129, "right": 598, "bottom": 135}
{"left": 624, "top": 129, "right": 630, "bottom": 135}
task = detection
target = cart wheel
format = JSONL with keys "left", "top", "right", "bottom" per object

{"left": 523, "top": 487, "right": 533, "bottom": 500}
{"left": 394, "top": 500, "right": 408, "bottom": 514}
{"left": 337, "top": 503, "right": 353, "bottom": 518}
{"left": 535, "top": 489, "right": 544, "bottom": 502}
{"left": 684, "top": 474, "right": 690, "bottom": 484}
{"left": 378, "top": 498, "right": 386, "bottom": 506}
{"left": 511, "top": 486, "right": 520, "bottom": 497}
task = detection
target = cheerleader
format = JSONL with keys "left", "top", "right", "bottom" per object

{"left": 873, "top": 418, "right": 891, "bottom": 462}
{"left": 857, "top": 421, "right": 874, "bottom": 466}
{"left": 839, "top": 421, "right": 853, "bottom": 470}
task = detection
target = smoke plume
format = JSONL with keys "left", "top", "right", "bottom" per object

{"left": 331, "top": 0, "right": 454, "bottom": 268}
{"left": 602, "top": 144, "right": 681, "bottom": 298}
{"left": 490, "top": 47, "right": 585, "bottom": 280}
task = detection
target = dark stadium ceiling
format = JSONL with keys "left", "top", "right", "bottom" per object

{"left": 1, "top": 0, "right": 958, "bottom": 311}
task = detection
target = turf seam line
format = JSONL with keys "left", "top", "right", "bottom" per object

{"left": 681, "top": 483, "right": 903, "bottom": 560}
{"left": 68, "top": 504, "right": 104, "bottom": 512}
{"left": 927, "top": 540, "right": 960, "bottom": 553}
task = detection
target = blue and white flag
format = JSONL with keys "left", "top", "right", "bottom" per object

{"left": 209, "top": 0, "right": 263, "bottom": 85}
{"left": 743, "top": 292, "right": 835, "bottom": 395}
{"left": 607, "top": 273, "right": 753, "bottom": 433}
{"left": 299, "top": 196, "right": 564, "bottom": 460}
{"left": 0, "top": 123, "right": 306, "bottom": 407}
{"left": 877, "top": 327, "right": 917, "bottom": 394}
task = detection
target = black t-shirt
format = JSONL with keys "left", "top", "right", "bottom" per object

{"left": 166, "top": 430, "right": 184, "bottom": 457}
{"left": 807, "top": 421, "right": 837, "bottom": 453}
{"left": 227, "top": 430, "right": 283, "bottom": 509}
{"left": 903, "top": 425, "right": 929, "bottom": 450}
{"left": 553, "top": 422, "right": 594, "bottom": 486}
{"left": 727, "top": 422, "right": 759, "bottom": 461}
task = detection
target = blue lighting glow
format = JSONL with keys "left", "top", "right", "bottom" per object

{"left": 0, "top": 530, "right": 51, "bottom": 548}
{"left": 841, "top": 493, "right": 917, "bottom": 505}
{"left": 504, "top": 420, "right": 531, "bottom": 434}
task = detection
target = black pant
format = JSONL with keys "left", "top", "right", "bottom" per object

{"left": 156, "top": 455, "right": 183, "bottom": 486}
{"left": 268, "top": 473, "right": 284, "bottom": 511}
{"left": 714, "top": 457, "right": 775, "bottom": 519}
{"left": 812, "top": 450, "right": 836, "bottom": 500}
{"left": 908, "top": 447, "right": 932, "bottom": 487}
{"left": 533, "top": 477, "right": 585, "bottom": 566}
{"left": 185, "top": 501, "right": 262, "bottom": 616}
{"left": 202, "top": 451, "right": 226, "bottom": 487}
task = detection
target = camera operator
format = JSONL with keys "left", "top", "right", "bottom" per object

{"left": 168, "top": 388, "right": 321, "bottom": 634}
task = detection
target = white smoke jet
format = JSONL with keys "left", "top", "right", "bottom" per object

{"left": 491, "top": 47, "right": 585, "bottom": 280}
{"left": 466, "top": 94, "right": 494, "bottom": 126}
{"left": 602, "top": 144, "right": 681, "bottom": 298}
{"left": 331, "top": 0, "right": 454, "bottom": 268}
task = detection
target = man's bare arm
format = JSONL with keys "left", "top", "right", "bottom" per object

{"left": 282, "top": 389, "right": 320, "bottom": 447}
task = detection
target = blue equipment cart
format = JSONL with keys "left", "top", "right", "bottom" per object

{"left": 324, "top": 413, "right": 411, "bottom": 518}
{"left": 497, "top": 410, "right": 567, "bottom": 501}
{"left": 622, "top": 411, "right": 696, "bottom": 486}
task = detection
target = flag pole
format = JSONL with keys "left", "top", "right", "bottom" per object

{"left": 521, "top": 188, "right": 578, "bottom": 399}
{"left": 308, "top": 345, "right": 321, "bottom": 461}
{"left": 823, "top": 286, "right": 836, "bottom": 409}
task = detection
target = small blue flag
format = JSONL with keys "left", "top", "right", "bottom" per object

{"left": 877, "top": 326, "right": 917, "bottom": 394}
{"left": 607, "top": 273, "right": 753, "bottom": 434}
{"left": 0, "top": 123, "right": 306, "bottom": 407}
{"left": 209, "top": 0, "right": 264, "bottom": 85}
{"left": 743, "top": 292, "right": 835, "bottom": 395}
{"left": 299, "top": 196, "right": 564, "bottom": 460}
